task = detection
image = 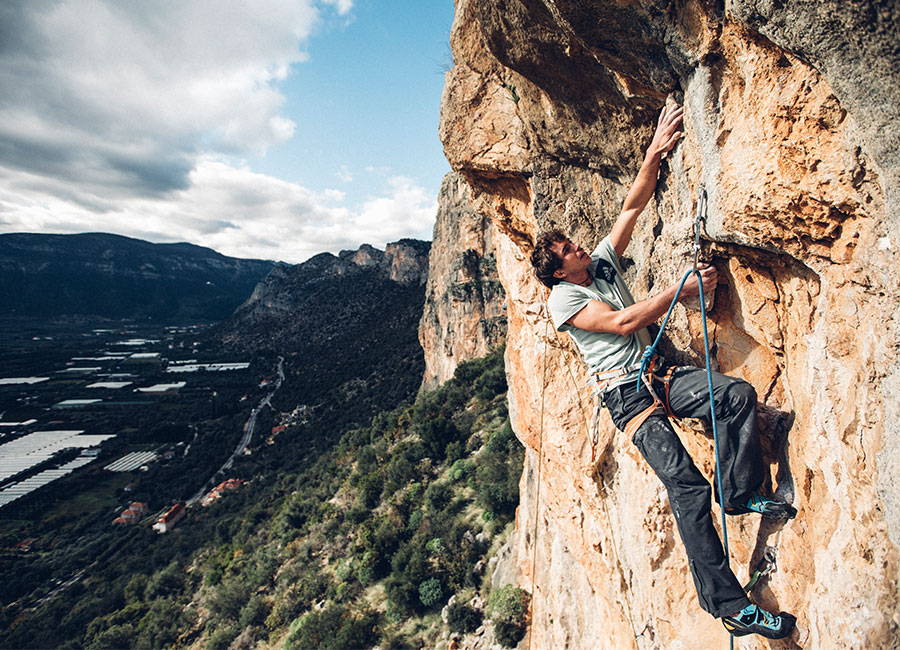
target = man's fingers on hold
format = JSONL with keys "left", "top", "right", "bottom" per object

{"left": 666, "top": 107, "right": 684, "bottom": 124}
{"left": 665, "top": 132, "right": 683, "bottom": 148}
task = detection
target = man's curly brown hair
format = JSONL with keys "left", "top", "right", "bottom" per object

{"left": 530, "top": 229, "right": 568, "bottom": 288}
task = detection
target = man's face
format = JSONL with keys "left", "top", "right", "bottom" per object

{"left": 549, "top": 238, "right": 590, "bottom": 280}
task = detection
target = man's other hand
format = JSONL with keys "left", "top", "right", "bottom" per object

{"left": 680, "top": 264, "right": 718, "bottom": 298}
{"left": 649, "top": 103, "right": 684, "bottom": 158}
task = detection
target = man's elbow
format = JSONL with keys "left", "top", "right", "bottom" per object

{"left": 612, "top": 313, "right": 641, "bottom": 336}
{"left": 583, "top": 313, "right": 633, "bottom": 336}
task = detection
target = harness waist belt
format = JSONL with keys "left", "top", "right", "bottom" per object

{"left": 592, "top": 358, "right": 659, "bottom": 393}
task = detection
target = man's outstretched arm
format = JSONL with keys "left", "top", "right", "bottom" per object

{"left": 609, "top": 103, "right": 684, "bottom": 257}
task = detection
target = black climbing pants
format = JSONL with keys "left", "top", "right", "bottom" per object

{"left": 603, "top": 365, "right": 765, "bottom": 618}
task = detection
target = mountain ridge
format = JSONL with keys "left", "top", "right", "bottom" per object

{"left": 0, "top": 232, "right": 276, "bottom": 321}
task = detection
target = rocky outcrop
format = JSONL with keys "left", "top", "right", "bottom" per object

{"left": 338, "top": 239, "right": 431, "bottom": 286}
{"left": 440, "top": 1, "right": 898, "bottom": 648}
{"left": 419, "top": 173, "right": 507, "bottom": 391}
{"left": 217, "top": 240, "right": 429, "bottom": 353}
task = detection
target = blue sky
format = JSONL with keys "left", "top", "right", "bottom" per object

{"left": 0, "top": 0, "right": 455, "bottom": 263}
{"left": 261, "top": 1, "right": 454, "bottom": 205}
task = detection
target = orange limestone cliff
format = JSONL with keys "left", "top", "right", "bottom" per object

{"left": 435, "top": 0, "right": 898, "bottom": 648}
{"left": 419, "top": 172, "right": 507, "bottom": 391}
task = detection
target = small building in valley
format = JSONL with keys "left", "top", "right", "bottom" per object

{"left": 152, "top": 503, "right": 186, "bottom": 533}
{"left": 112, "top": 501, "right": 148, "bottom": 525}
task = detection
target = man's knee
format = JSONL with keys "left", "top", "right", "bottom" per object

{"left": 725, "top": 378, "right": 756, "bottom": 409}
{"left": 669, "top": 478, "right": 712, "bottom": 511}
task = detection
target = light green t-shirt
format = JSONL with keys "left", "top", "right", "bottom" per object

{"left": 547, "top": 236, "right": 652, "bottom": 377}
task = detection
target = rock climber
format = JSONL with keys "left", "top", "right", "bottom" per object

{"left": 529, "top": 103, "right": 797, "bottom": 640}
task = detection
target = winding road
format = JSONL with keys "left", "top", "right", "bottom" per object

{"left": 186, "top": 356, "right": 284, "bottom": 506}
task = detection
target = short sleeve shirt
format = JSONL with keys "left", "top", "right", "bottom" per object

{"left": 547, "top": 236, "right": 651, "bottom": 376}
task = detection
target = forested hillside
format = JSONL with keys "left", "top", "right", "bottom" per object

{"left": 0, "top": 348, "right": 525, "bottom": 650}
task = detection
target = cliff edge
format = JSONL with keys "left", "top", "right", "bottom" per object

{"left": 419, "top": 172, "right": 507, "bottom": 391}
{"left": 437, "top": 1, "right": 898, "bottom": 648}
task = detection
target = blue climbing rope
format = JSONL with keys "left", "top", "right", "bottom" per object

{"left": 635, "top": 190, "right": 735, "bottom": 647}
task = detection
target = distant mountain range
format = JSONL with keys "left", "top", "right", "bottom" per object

{"left": 210, "top": 239, "right": 431, "bottom": 435}
{"left": 0, "top": 232, "right": 275, "bottom": 321}
{"left": 215, "top": 239, "right": 431, "bottom": 351}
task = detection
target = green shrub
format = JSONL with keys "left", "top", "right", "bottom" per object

{"left": 357, "top": 472, "right": 383, "bottom": 508}
{"left": 335, "top": 559, "right": 354, "bottom": 583}
{"left": 357, "top": 445, "right": 378, "bottom": 474}
{"left": 449, "top": 458, "right": 474, "bottom": 482}
{"left": 418, "top": 577, "right": 443, "bottom": 608}
{"left": 355, "top": 550, "right": 379, "bottom": 585}
{"left": 446, "top": 601, "right": 482, "bottom": 634}
{"left": 144, "top": 560, "right": 183, "bottom": 599}
{"left": 206, "top": 625, "right": 238, "bottom": 650}
{"left": 284, "top": 605, "right": 378, "bottom": 650}
{"left": 474, "top": 364, "right": 507, "bottom": 400}
{"left": 371, "top": 515, "right": 401, "bottom": 558}
{"left": 123, "top": 574, "right": 148, "bottom": 603}
{"left": 444, "top": 439, "right": 465, "bottom": 463}
{"left": 133, "top": 598, "right": 190, "bottom": 649}
{"left": 85, "top": 623, "right": 135, "bottom": 650}
{"left": 486, "top": 585, "right": 530, "bottom": 625}
{"left": 265, "top": 572, "right": 327, "bottom": 631}
{"left": 208, "top": 578, "right": 247, "bottom": 621}
{"left": 424, "top": 481, "right": 452, "bottom": 512}
{"left": 406, "top": 509, "right": 423, "bottom": 535}
{"left": 417, "top": 416, "right": 458, "bottom": 459}
{"left": 238, "top": 594, "right": 270, "bottom": 628}
{"left": 346, "top": 502, "right": 369, "bottom": 524}
{"left": 381, "top": 633, "right": 416, "bottom": 650}
{"left": 494, "top": 621, "right": 527, "bottom": 648}
{"left": 424, "top": 537, "right": 446, "bottom": 555}
{"left": 487, "top": 585, "right": 530, "bottom": 648}
{"left": 384, "top": 575, "right": 419, "bottom": 615}
{"left": 474, "top": 422, "right": 523, "bottom": 520}
{"left": 383, "top": 443, "right": 422, "bottom": 489}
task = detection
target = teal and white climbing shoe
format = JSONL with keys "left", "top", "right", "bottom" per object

{"left": 728, "top": 494, "right": 797, "bottom": 519}
{"left": 745, "top": 494, "right": 797, "bottom": 519}
{"left": 722, "top": 604, "right": 796, "bottom": 639}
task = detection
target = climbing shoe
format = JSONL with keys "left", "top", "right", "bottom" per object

{"left": 722, "top": 604, "right": 796, "bottom": 639}
{"left": 728, "top": 494, "right": 797, "bottom": 519}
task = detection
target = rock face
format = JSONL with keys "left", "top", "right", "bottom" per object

{"left": 217, "top": 240, "right": 430, "bottom": 354}
{"left": 440, "top": 1, "right": 898, "bottom": 648}
{"left": 419, "top": 172, "right": 507, "bottom": 391}
{"left": 338, "top": 239, "right": 431, "bottom": 286}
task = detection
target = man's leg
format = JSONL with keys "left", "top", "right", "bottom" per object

{"left": 663, "top": 366, "right": 765, "bottom": 510}
{"left": 604, "top": 388, "right": 750, "bottom": 617}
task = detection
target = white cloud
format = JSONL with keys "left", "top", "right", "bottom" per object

{"left": 0, "top": 0, "right": 436, "bottom": 263}
{"left": 321, "top": 0, "right": 354, "bottom": 16}
{"left": 0, "top": 159, "right": 435, "bottom": 263}
{"left": 336, "top": 165, "right": 354, "bottom": 183}
{"left": 0, "top": 0, "right": 349, "bottom": 197}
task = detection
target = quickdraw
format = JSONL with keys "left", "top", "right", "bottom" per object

{"left": 743, "top": 545, "right": 778, "bottom": 593}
